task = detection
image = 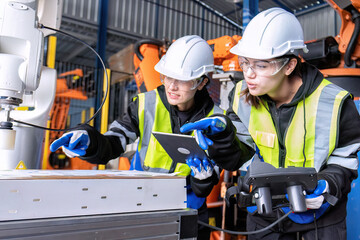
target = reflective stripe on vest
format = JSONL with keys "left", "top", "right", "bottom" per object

{"left": 138, "top": 89, "right": 224, "bottom": 175}
{"left": 232, "top": 79, "right": 349, "bottom": 171}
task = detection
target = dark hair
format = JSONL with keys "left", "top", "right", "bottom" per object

{"left": 241, "top": 55, "right": 302, "bottom": 108}
{"left": 201, "top": 74, "right": 211, "bottom": 87}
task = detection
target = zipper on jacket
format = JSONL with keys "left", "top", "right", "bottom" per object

{"left": 280, "top": 106, "right": 298, "bottom": 167}
{"left": 169, "top": 116, "right": 183, "bottom": 173}
{"left": 272, "top": 107, "right": 286, "bottom": 167}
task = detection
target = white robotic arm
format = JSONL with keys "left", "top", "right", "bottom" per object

{"left": 0, "top": 0, "right": 62, "bottom": 169}
{"left": 0, "top": 1, "right": 44, "bottom": 105}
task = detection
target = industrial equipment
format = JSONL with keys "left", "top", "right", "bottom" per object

{"left": 133, "top": 38, "right": 166, "bottom": 93}
{"left": 0, "top": 170, "right": 197, "bottom": 239}
{"left": 0, "top": 0, "right": 61, "bottom": 169}
{"left": 246, "top": 161, "right": 318, "bottom": 215}
{"left": 225, "top": 161, "right": 335, "bottom": 215}
{"left": 302, "top": 0, "right": 360, "bottom": 96}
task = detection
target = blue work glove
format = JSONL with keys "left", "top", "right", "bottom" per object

{"left": 281, "top": 180, "right": 330, "bottom": 224}
{"left": 186, "top": 158, "right": 218, "bottom": 180}
{"left": 180, "top": 117, "right": 226, "bottom": 150}
{"left": 281, "top": 202, "right": 331, "bottom": 224}
{"left": 50, "top": 130, "right": 90, "bottom": 158}
{"left": 305, "top": 179, "right": 329, "bottom": 209}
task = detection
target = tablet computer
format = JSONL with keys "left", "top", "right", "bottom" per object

{"left": 152, "top": 131, "right": 208, "bottom": 164}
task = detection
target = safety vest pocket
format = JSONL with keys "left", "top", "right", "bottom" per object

{"left": 286, "top": 156, "right": 314, "bottom": 168}
{"left": 255, "top": 131, "right": 276, "bottom": 148}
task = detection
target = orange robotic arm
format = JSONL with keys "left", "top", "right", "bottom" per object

{"left": 207, "top": 35, "right": 242, "bottom": 72}
{"left": 302, "top": 1, "right": 360, "bottom": 95}
{"left": 133, "top": 39, "right": 165, "bottom": 93}
{"left": 327, "top": 0, "right": 360, "bottom": 67}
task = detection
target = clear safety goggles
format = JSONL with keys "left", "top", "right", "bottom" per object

{"left": 160, "top": 75, "right": 203, "bottom": 91}
{"left": 239, "top": 57, "right": 289, "bottom": 77}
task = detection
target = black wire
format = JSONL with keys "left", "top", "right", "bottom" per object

{"left": 197, "top": 210, "right": 292, "bottom": 235}
{"left": 11, "top": 24, "right": 109, "bottom": 132}
{"left": 314, "top": 212, "right": 318, "bottom": 240}
{"left": 302, "top": 95, "right": 307, "bottom": 167}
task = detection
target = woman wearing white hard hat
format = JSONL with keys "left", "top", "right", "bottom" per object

{"left": 180, "top": 8, "right": 360, "bottom": 239}
{"left": 50, "top": 35, "right": 222, "bottom": 239}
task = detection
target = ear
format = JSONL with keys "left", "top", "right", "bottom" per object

{"left": 285, "top": 58, "right": 297, "bottom": 76}
{"left": 197, "top": 77, "right": 208, "bottom": 90}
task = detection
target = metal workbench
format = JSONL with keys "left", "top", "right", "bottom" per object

{"left": 0, "top": 209, "right": 198, "bottom": 239}
{"left": 0, "top": 170, "right": 197, "bottom": 239}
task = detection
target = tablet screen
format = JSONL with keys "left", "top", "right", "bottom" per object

{"left": 152, "top": 131, "right": 208, "bottom": 164}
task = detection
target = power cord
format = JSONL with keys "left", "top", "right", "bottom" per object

{"left": 11, "top": 24, "right": 109, "bottom": 132}
{"left": 314, "top": 212, "right": 318, "bottom": 240}
{"left": 198, "top": 210, "right": 292, "bottom": 235}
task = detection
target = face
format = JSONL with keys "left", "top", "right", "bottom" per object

{"left": 239, "top": 57, "right": 290, "bottom": 97}
{"left": 162, "top": 76, "right": 207, "bottom": 111}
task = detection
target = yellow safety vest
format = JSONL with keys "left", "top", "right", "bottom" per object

{"left": 232, "top": 79, "right": 349, "bottom": 171}
{"left": 137, "top": 89, "right": 224, "bottom": 176}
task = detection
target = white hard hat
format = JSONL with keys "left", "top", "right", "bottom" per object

{"left": 154, "top": 35, "right": 214, "bottom": 81}
{"left": 230, "top": 8, "right": 308, "bottom": 59}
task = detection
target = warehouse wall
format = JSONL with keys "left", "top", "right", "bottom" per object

{"left": 62, "top": 0, "right": 241, "bottom": 41}
{"left": 61, "top": 0, "right": 342, "bottom": 42}
{"left": 59, "top": 1, "right": 342, "bottom": 67}
{"left": 297, "top": 5, "right": 341, "bottom": 41}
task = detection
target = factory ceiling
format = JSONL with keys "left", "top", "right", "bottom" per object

{"left": 54, "top": 0, "right": 330, "bottom": 68}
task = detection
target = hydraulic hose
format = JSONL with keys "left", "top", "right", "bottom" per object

{"left": 12, "top": 24, "right": 109, "bottom": 132}
{"left": 134, "top": 38, "right": 164, "bottom": 61}
{"left": 344, "top": 7, "right": 360, "bottom": 67}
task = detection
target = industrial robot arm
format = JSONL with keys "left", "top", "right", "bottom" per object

{"left": 0, "top": 0, "right": 62, "bottom": 169}
{"left": 301, "top": 0, "right": 360, "bottom": 95}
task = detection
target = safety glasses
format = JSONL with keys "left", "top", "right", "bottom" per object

{"left": 239, "top": 57, "right": 289, "bottom": 77}
{"left": 161, "top": 75, "right": 203, "bottom": 90}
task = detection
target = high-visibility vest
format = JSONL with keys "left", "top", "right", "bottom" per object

{"left": 137, "top": 89, "right": 224, "bottom": 176}
{"left": 232, "top": 79, "right": 350, "bottom": 171}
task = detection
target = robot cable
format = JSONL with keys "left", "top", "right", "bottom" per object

{"left": 11, "top": 24, "right": 109, "bottom": 132}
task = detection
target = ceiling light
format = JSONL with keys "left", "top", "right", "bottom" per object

{"left": 225, "top": 0, "right": 242, "bottom": 3}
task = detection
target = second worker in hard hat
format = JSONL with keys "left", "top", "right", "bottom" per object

{"left": 50, "top": 35, "right": 222, "bottom": 240}
{"left": 180, "top": 8, "right": 360, "bottom": 239}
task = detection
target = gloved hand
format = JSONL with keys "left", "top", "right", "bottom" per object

{"left": 50, "top": 130, "right": 90, "bottom": 158}
{"left": 279, "top": 180, "right": 330, "bottom": 224}
{"left": 180, "top": 117, "right": 226, "bottom": 150}
{"left": 186, "top": 158, "right": 218, "bottom": 180}
{"left": 305, "top": 179, "right": 329, "bottom": 209}
{"left": 281, "top": 202, "right": 331, "bottom": 224}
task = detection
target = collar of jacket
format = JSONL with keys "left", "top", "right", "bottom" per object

{"left": 157, "top": 85, "right": 215, "bottom": 133}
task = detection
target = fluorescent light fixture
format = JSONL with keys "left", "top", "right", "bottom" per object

{"left": 225, "top": 0, "right": 242, "bottom": 3}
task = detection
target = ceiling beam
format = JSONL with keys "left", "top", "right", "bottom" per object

{"left": 270, "top": 0, "right": 292, "bottom": 12}
{"left": 294, "top": 2, "right": 329, "bottom": 16}
{"left": 192, "top": 0, "right": 243, "bottom": 30}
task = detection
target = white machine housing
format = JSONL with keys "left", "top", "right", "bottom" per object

{"left": 0, "top": 0, "right": 62, "bottom": 168}
{"left": 0, "top": 1, "right": 43, "bottom": 102}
